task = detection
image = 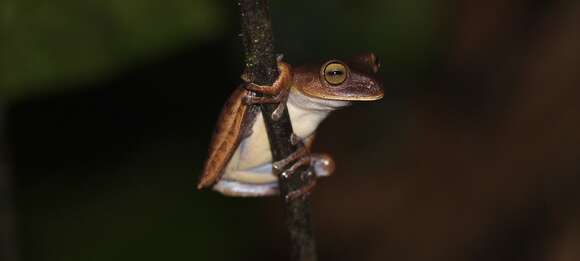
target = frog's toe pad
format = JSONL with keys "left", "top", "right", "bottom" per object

{"left": 311, "top": 153, "right": 335, "bottom": 177}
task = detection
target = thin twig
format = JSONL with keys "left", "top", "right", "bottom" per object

{"left": 238, "top": 1, "right": 318, "bottom": 261}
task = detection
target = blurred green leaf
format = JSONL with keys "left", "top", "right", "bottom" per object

{"left": 1, "top": 0, "right": 225, "bottom": 101}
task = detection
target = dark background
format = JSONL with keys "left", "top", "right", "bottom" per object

{"left": 2, "top": 0, "right": 580, "bottom": 260}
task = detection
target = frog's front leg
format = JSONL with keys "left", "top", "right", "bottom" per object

{"left": 241, "top": 60, "right": 292, "bottom": 121}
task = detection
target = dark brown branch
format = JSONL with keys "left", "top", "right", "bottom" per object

{"left": 238, "top": 1, "right": 318, "bottom": 261}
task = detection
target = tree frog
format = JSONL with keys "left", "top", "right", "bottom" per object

{"left": 197, "top": 53, "right": 384, "bottom": 197}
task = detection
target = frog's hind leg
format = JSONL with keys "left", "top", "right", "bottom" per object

{"left": 213, "top": 152, "right": 334, "bottom": 197}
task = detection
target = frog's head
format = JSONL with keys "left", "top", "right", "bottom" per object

{"left": 293, "top": 53, "right": 384, "bottom": 102}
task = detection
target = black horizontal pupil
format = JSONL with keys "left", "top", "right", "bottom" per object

{"left": 327, "top": 70, "right": 343, "bottom": 76}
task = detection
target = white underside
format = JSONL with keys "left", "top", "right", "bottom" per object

{"left": 214, "top": 89, "right": 348, "bottom": 196}
{"left": 213, "top": 179, "right": 279, "bottom": 197}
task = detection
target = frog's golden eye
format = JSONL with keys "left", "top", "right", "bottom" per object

{"left": 323, "top": 62, "right": 348, "bottom": 85}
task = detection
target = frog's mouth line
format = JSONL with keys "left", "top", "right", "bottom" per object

{"left": 303, "top": 87, "right": 384, "bottom": 102}
{"left": 300, "top": 78, "right": 385, "bottom": 102}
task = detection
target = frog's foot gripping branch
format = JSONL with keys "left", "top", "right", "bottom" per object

{"left": 272, "top": 142, "right": 318, "bottom": 201}
{"left": 241, "top": 58, "right": 293, "bottom": 121}
{"left": 276, "top": 151, "right": 335, "bottom": 201}
{"left": 277, "top": 146, "right": 314, "bottom": 201}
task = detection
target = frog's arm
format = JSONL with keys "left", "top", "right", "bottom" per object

{"left": 198, "top": 87, "right": 258, "bottom": 189}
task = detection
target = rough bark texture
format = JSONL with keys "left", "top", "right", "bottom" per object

{"left": 238, "top": 1, "right": 318, "bottom": 261}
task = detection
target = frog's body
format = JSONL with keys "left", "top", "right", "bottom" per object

{"left": 198, "top": 54, "right": 383, "bottom": 197}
